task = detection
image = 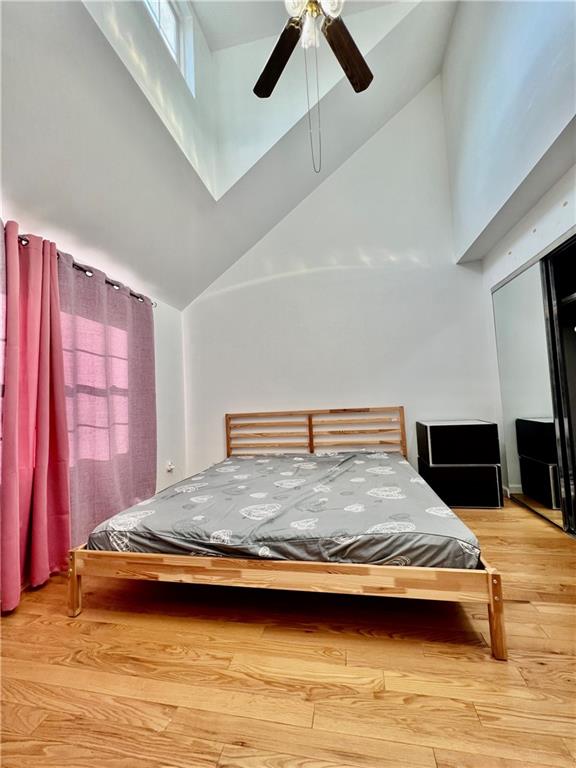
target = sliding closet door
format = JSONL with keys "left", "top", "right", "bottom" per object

{"left": 493, "top": 263, "right": 562, "bottom": 526}
{"left": 543, "top": 235, "right": 576, "bottom": 532}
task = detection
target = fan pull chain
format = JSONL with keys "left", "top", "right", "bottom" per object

{"left": 304, "top": 41, "right": 322, "bottom": 174}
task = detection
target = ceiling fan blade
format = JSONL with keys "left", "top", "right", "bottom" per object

{"left": 254, "top": 18, "right": 303, "bottom": 98}
{"left": 321, "top": 16, "right": 373, "bottom": 93}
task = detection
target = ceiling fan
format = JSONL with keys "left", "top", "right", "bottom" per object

{"left": 254, "top": 0, "right": 374, "bottom": 98}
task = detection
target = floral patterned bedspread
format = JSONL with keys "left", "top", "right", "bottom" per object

{"left": 87, "top": 452, "right": 481, "bottom": 568}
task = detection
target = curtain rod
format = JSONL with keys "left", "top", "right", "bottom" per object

{"left": 17, "top": 235, "right": 157, "bottom": 308}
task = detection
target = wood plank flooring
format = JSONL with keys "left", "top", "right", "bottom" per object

{"left": 1, "top": 501, "right": 575, "bottom": 767}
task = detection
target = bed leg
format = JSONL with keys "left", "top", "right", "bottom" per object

{"left": 68, "top": 551, "right": 83, "bottom": 618}
{"left": 487, "top": 571, "right": 507, "bottom": 661}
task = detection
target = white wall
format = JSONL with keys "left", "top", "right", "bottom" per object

{"left": 492, "top": 264, "right": 554, "bottom": 491}
{"left": 182, "top": 77, "right": 501, "bottom": 474}
{"left": 84, "top": 0, "right": 217, "bottom": 196}
{"left": 483, "top": 166, "right": 576, "bottom": 291}
{"left": 443, "top": 1, "right": 576, "bottom": 261}
{"left": 153, "top": 301, "right": 187, "bottom": 490}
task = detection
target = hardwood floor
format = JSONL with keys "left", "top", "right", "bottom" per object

{"left": 1, "top": 501, "right": 575, "bottom": 767}
{"left": 513, "top": 494, "right": 565, "bottom": 528}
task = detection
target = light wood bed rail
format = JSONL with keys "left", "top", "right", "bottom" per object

{"left": 68, "top": 405, "right": 507, "bottom": 660}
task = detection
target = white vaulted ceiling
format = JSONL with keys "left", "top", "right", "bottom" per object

{"left": 193, "top": 1, "right": 296, "bottom": 50}
{"left": 83, "top": 0, "right": 421, "bottom": 198}
{"left": 3, "top": 1, "right": 575, "bottom": 310}
{"left": 192, "top": 0, "right": 390, "bottom": 51}
{"left": 2, "top": 0, "right": 456, "bottom": 308}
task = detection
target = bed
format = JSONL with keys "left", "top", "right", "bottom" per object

{"left": 68, "top": 406, "right": 507, "bottom": 659}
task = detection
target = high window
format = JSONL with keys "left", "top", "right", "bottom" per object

{"left": 145, "top": 0, "right": 180, "bottom": 61}
{"left": 144, "top": 0, "right": 195, "bottom": 95}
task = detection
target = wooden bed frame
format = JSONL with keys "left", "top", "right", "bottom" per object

{"left": 68, "top": 406, "right": 507, "bottom": 660}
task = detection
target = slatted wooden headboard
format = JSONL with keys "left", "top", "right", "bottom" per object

{"left": 225, "top": 406, "right": 406, "bottom": 457}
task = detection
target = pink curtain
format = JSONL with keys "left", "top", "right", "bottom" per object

{"left": 58, "top": 253, "right": 156, "bottom": 546}
{"left": 1, "top": 221, "right": 70, "bottom": 612}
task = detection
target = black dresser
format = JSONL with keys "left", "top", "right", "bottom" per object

{"left": 417, "top": 420, "right": 503, "bottom": 508}
{"left": 516, "top": 418, "right": 560, "bottom": 509}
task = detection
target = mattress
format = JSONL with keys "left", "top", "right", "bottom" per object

{"left": 87, "top": 452, "right": 481, "bottom": 568}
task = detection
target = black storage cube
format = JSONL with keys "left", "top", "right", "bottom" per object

{"left": 519, "top": 455, "right": 560, "bottom": 509}
{"left": 416, "top": 420, "right": 500, "bottom": 466}
{"left": 516, "top": 418, "right": 557, "bottom": 464}
{"left": 418, "top": 458, "right": 503, "bottom": 508}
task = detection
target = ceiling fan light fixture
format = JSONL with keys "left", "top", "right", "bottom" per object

{"left": 319, "top": 0, "right": 345, "bottom": 19}
{"left": 284, "top": 0, "right": 307, "bottom": 18}
{"left": 301, "top": 12, "right": 321, "bottom": 49}
{"left": 254, "top": 0, "right": 372, "bottom": 98}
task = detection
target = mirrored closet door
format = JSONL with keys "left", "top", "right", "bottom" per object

{"left": 492, "top": 235, "right": 575, "bottom": 532}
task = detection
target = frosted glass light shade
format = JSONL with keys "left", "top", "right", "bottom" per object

{"left": 284, "top": 0, "right": 307, "bottom": 17}
{"left": 320, "top": 0, "right": 344, "bottom": 18}
{"left": 301, "top": 12, "right": 320, "bottom": 48}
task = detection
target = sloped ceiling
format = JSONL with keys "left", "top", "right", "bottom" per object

{"left": 1, "top": 0, "right": 455, "bottom": 309}
{"left": 193, "top": 0, "right": 390, "bottom": 51}
{"left": 84, "top": 0, "right": 421, "bottom": 198}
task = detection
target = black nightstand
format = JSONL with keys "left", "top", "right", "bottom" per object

{"left": 416, "top": 420, "right": 503, "bottom": 508}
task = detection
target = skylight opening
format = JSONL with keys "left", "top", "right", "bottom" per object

{"left": 145, "top": 0, "right": 179, "bottom": 60}
{"left": 144, "top": 0, "right": 195, "bottom": 96}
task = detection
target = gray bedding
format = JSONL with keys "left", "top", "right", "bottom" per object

{"left": 87, "top": 452, "right": 481, "bottom": 569}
